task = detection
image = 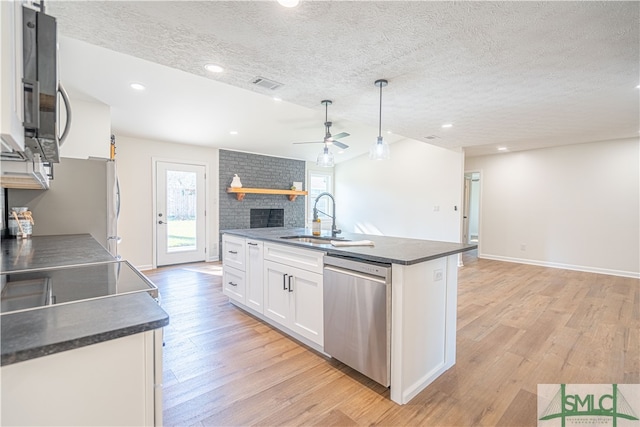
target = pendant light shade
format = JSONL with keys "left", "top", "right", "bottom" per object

{"left": 370, "top": 79, "right": 390, "bottom": 161}
{"left": 317, "top": 144, "right": 335, "bottom": 167}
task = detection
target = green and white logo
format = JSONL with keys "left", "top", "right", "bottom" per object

{"left": 538, "top": 384, "right": 639, "bottom": 427}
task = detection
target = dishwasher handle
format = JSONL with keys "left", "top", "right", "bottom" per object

{"left": 323, "top": 265, "right": 389, "bottom": 284}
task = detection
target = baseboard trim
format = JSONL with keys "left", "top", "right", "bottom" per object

{"left": 478, "top": 253, "right": 639, "bottom": 279}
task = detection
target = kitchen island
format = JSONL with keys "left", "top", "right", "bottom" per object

{"left": 1, "top": 234, "right": 169, "bottom": 426}
{"left": 221, "top": 227, "right": 476, "bottom": 405}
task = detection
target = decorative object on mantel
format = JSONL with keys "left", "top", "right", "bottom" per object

{"left": 292, "top": 181, "right": 303, "bottom": 191}
{"left": 227, "top": 187, "right": 308, "bottom": 201}
{"left": 370, "top": 79, "right": 391, "bottom": 161}
{"left": 230, "top": 174, "right": 243, "bottom": 188}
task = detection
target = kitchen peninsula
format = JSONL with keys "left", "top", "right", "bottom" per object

{"left": 1, "top": 234, "right": 169, "bottom": 426}
{"left": 222, "top": 227, "right": 476, "bottom": 405}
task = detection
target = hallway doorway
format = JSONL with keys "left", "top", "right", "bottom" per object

{"left": 463, "top": 172, "right": 480, "bottom": 245}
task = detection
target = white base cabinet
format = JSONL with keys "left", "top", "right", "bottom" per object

{"left": 222, "top": 265, "right": 245, "bottom": 303}
{"left": 1, "top": 329, "right": 163, "bottom": 426}
{"left": 264, "top": 259, "right": 323, "bottom": 346}
{"left": 222, "top": 236, "right": 324, "bottom": 348}
{"left": 245, "top": 240, "right": 264, "bottom": 313}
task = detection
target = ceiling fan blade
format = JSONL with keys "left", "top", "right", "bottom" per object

{"left": 330, "top": 132, "right": 350, "bottom": 140}
{"left": 293, "top": 141, "right": 324, "bottom": 145}
{"left": 332, "top": 140, "right": 349, "bottom": 149}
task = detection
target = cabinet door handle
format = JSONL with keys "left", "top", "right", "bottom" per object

{"left": 288, "top": 275, "right": 293, "bottom": 292}
{"left": 228, "top": 250, "right": 238, "bottom": 254}
{"left": 283, "top": 274, "right": 288, "bottom": 290}
{"left": 247, "top": 242, "right": 258, "bottom": 246}
{"left": 228, "top": 281, "right": 237, "bottom": 287}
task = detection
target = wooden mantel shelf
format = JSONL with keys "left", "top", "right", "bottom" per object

{"left": 227, "top": 187, "right": 308, "bottom": 201}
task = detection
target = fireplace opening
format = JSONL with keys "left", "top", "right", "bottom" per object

{"left": 250, "top": 209, "right": 284, "bottom": 228}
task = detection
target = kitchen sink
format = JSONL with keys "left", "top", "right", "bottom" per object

{"left": 279, "top": 235, "right": 349, "bottom": 245}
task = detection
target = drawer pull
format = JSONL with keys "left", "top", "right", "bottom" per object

{"left": 247, "top": 242, "right": 258, "bottom": 246}
{"left": 228, "top": 250, "right": 238, "bottom": 254}
{"left": 228, "top": 281, "right": 237, "bottom": 287}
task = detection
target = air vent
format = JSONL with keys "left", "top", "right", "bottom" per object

{"left": 251, "top": 76, "right": 283, "bottom": 90}
{"left": 424, "top": 135, "right": 440, "bottom": 140}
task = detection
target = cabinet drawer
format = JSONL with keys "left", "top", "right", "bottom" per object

{"left": 222, "top": 234, "right": 246, "bottom": 270}
{"left": 222, "top": 265, "right": 245, "bottom": 304}
{"left": 263, "top": 243, "right": 325, "bottom": 274}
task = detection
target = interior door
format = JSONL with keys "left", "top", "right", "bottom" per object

{"left": 463, "top": 175, "right": 471, "bottom": 244}
{"left": 155, "top": 161, "right": 206, "bottom": 266}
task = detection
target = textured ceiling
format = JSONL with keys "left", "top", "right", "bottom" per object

{"left": 47, "top": 1, "right": 639, "bottom": 161}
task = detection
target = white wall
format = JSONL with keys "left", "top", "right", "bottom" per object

{"left": 335, "top": 138, "right": 464, "bottom": 243}
{"left": 465, "top": 138, "right": 640, "bottom": 278}
{"left": 115, "top": 135, "right": 219, "bottom": 269}
{"left": 59, "top": 98, "right": 111, "bottom": 160}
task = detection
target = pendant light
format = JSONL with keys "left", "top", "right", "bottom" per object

{"left": 370, "top": 79, "right": 390, "bottom": 160}
{"left": 317, "top": 143, "right": 335, "bottom": 167}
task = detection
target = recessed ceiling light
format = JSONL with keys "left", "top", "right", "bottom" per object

{"left": 273, "top": 96, "right": 282, "bottom": 101}
{"left": 204, "top": 64, "right": 224, "bottom": 73}
{"left": 442, "top": 123, "right": 453, "bottom": 128}
{"left": 130, "top": 83, "right": 145, "bottom": 91}
{"left": 229, "top": 131, "right": 238, "bottom": 135}
{"left": 277, "top": 0, "right": 299, "bottom": 7}
{"left": 636, "top": 84, "right": 640, "bottom": 89}
{"left": 497, "top": 147, "right": 508, "bottom": 151}
{"left": 386, "top": 130, "right": 392, "bottom": 134}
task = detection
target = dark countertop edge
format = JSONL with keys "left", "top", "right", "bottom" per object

{"left": 222, "top": 228, "right": 477, "bottom": 265}
{"left": 1, "top": 234, "right": 116, "bottom": 274}
{"left": 1, "top": 317, "right": 169, "bottom": 366}
{"left": 324, "top": 246, "right": 477, "bottom": 265}
{"left": 1, "top": 294, "right": 170, "bottom": 367}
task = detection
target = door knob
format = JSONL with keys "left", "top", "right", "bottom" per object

{"left": 158, "top": 220, "right": 164, "bottom": 224}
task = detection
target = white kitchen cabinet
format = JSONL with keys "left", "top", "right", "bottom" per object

{"left": 264, "top": 259, "right": 324, "bottom": 346}
{"left": 222, "top": 264, "right": 245, "bottom": 304}
{"left": 245, "top": 239, "right": 264, "bottom": 313}
{"left": 222, "top": 234, "right": 246, "bottom": 270}
{"left": 1, "top": 329, "right": 163, "bottom": 426}
{"left": 221, "top": 236, "right": 324, "bottom": 348}
{"left": 263, "top": 241, "right": 324, "bottom": 274}
{"left": 0, "top": 0, "right": 25, "bottom": 154}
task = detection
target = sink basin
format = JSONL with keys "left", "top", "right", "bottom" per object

{"left": 280, "top": 235, "right": 349, "bottom": 245}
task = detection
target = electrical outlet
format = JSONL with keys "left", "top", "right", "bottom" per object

{"left": 434, "top": 269, "right": 443, "bottom": 281}
{"left": 433, "top": 205, "right": 440, "bottom": 212}
{"left": 520, "top": 244, "right": 526, "bottom": 251}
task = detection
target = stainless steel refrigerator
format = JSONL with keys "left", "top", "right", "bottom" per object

{"left": 6, "top": 157, "right": 120, "bottom": 257}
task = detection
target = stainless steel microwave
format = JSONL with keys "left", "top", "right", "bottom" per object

{"left": 20, "top": 5, "right": 71, "bottom": 164}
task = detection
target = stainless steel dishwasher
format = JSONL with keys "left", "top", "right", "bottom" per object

{"left": 323, "top": 255, "right": 391, "bottom": 387}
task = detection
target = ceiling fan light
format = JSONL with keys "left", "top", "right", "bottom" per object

{"left": 317, "top": 145, "right": 335, "bottom": 167}
{"left": 370, "top": 136, "right": 390, "bottom": 160}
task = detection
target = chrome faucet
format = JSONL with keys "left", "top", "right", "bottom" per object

{"left": 313, "top": 192, "right": 342, "bottom": 237}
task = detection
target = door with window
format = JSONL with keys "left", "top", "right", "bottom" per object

{"left": 155, "top": 161, "right": 206, "bottom": 266}
{"left": 307, "top": 170, "right": 333, "bottom": 229}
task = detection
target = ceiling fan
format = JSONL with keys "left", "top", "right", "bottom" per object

{"left": 293, "top": 100, "right": 350, "bottom": 149}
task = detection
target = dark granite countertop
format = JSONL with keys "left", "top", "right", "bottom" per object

{"left": 1, "top": 292, "right": 169, "bottom": 366}
{"left": 222, "top": 227, "right": 477, "bottom": 265}
{"left": 2, "top": 234, "right": 116, "bottom": 273}
{"left": 1, "top": 234, "right": 169, "bottom": 366}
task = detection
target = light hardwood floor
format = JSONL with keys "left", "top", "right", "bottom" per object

{"left": 143, "top": 251, "right": 639, "bottom": 426}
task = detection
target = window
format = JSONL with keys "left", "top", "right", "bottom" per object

{"left": 307, "top": 169, "right": 333, "bottom": 228}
